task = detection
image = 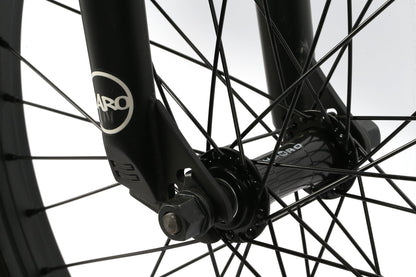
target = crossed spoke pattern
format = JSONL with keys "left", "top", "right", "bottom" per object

{"left": 1, "top": 0, "right": 414, "bottom": 276}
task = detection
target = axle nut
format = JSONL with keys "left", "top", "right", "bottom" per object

{"left": 158, "top": 192, "right": 211, "bottom": 241}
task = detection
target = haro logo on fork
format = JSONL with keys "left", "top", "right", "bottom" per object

{"left": 92, "top": 71, "right": 134, "bottom": 134}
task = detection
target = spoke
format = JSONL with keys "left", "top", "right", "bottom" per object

{"left": 236, "top": 243, "right": 251, "bottom": 277}
{"left": 268, "top": 190, "right": 362, "bottom": 276}
{"left": 345, "top": 0, "right": 353, "bottom": 147}
{"left": 311, "top": 197, "right": 345, "bottom": 277}
{"left": 358, "top": 110, "right": 416, "bottom": 167}
{"left": 150, "top": 238, "right": 171, "bottom": 277}
{"left": 268, "top": 221, "right": 287, "bottom": 277}
{"left": 343, "top": 193, "right": 416, "bottom": 215}
{"left": 27, "top": 183, "right": 120, "bottom": 216}
{"left": 151, "top": 0, "right": 278, "bottom": 144}
{"left": 1, "top": 93, "right": 94, "bottom": 124}
{"left": 358, "top": 177, "right": 381, "bottom": 275}
{"left": 46, "top": 0, "right": 81, "bottom": 15}
{"left": 356, "top": 144, "right": 416, "bottom": 211}
{"left": 317, "top": 198, "right": 376, "bottom": 272}
{"left": 314, "top": 0, "right": 373, "bottom": 105}
{"left": 220, "top": 243, "right": 241, "bottom": 277}
{"left": 261, "top": 0, "right": 287, "bottom": 91}
{"left": 160, "top": 244, "right": 226, "bottom": 277}
{"left": 295, "top": 192, "right": 310, "bottom": 277}
{"left": 208, "top": 244, "right": 220, "bottom": 277}
{"left": 207, "top": 0, "right": 245, "bottom": 161}
{"left": 153, "top": 67, "right": 176, "bottom": 121}
{"left": 221, "top": 239, "right": 261, "bottom": 277}
{"left": 242, "top": 130, "right": 280, "bottom": 145}
{"left": 42, "top": 240, "right": 199, "bottom": 273}
{"left": 0, "top": 41, "right": 101, "bottom": 130}
{"left": 206, "top": 0, "right": 222, "bottom": 152}
{"left": 235, "top": 0, "right": 393, "bottom": 142}
{"left": 250, "top": 240, "right": 382, "bottom": 277}
{"left": 157, "top": 76, "right": 222, "bottom": 153}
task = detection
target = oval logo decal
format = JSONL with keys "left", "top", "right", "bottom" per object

{"left": 92, "top": 71, "right": 134, "bottom": 134}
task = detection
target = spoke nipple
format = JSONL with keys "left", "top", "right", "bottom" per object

{"left": 0, "top": 37, "right": 11, "bottom": 49}
{"left": 162, "top": 212, "right": 182, "bottom": 236}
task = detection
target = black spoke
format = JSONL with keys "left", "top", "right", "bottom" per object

{"left": 295, "top": 192, "right": 310, "bottom": 277}
{"left": 207, "top": 0, "right": 245, "bottom": 161}
{"left": 157, "top": 76, "right": 222, "bottom": 153}
{"left": 0, "top": 41, "right": 101, "bottom": 130}
{"left": 311, "top": 197, "right": 345, "bottom": 277}
{"left": 268, "top": 221, "right": 287, "bottom": 277}
{"left": 46, "top": 0, "right": 81, "bottom": 15}
{"left": 358, "top": 177, "right": 381, "bottom": 275}
{"left": 343, "top": 193, "right": 416, "bottom": 215}
{"left": 27, "top": 183, "right": 120, "bottom": 216}
{"left": 261, "top": 0, "right": 287, "bottom": 92}
{"left": 150, "top": 238, "right": 171, "bottom": 277}
{"left": 221, "top": 239, "right": 261, "bottom": 277}
{"left": 356, "top": 144, "right": 416, "bottom": 212}
{"left": 314, "top": 0, "right": 373, "bottom": 105}
{"left": 206, "top": 0, "right": 222, "bottom": 152}
{"left": 153, "top": 67, "right": 176, "bottom": 121}
{"left": 220, "top": 243, "right": 241, "bottom": 277}
{"left": 358, "top": 111, "right": 416, "bottom": 167}
{"left": 317, "top": 198, "right": 376, "bottom": 272}
{"left": 1, "top": 93, "right": 94, "bottom": 124}
{"left": 160, "top": 244, "right": 227, "bottom": 277}
{"left": 242, "top": 130, "right": 280, "bottom": 145}
{"left": 345, "top": 0, "right": 353, "bottom": 147}
{"left": 208, "top": 244, "right": 221, "bottom": 277}
{"left": 250, "top": 240, "right": 382, "bottom": 277}
{"left": 268, "top": 190, "right": 361, "bottom": 276}
{"left": 42, "top": 240, "right": 199, "bottom": 273}
{"left": 236, "top": 243, "right": 251, "bottom": 277}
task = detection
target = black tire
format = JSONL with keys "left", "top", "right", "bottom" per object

{"left": 0, "top": 1, "right": 69, "bottom": 276}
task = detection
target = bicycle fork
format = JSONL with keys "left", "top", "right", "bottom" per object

{"left": 79, "top": 0, "right": 379, "bottom": 242}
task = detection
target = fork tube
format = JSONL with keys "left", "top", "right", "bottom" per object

{"left": 257, "top": 0, "right": 314, "bottom": 129}
{"left": 78, "top": 1, "right": 233, "bottom": 220}
{"left": 79, "top": 0, "right": 163, "bottom": 210}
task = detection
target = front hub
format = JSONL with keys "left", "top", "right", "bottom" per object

{"left": 201, "top": 148, "right": 269, "bottom": 242}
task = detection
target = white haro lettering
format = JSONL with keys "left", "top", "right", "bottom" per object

{"left": 96, "top": 93, "right": 131, "bottom": 112}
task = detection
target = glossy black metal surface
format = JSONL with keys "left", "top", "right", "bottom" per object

{"left": 256, "top": 0, "right": 380, "bottom": 151}
{"left": 79, "top": 0, "right": 232, "bottom": 221}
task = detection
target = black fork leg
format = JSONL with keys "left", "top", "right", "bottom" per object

{"left": 79, "top": 0, "right": 233, "bottom": 227}
{"left": 257, "top": 0, "right": 380, "bottom": 151}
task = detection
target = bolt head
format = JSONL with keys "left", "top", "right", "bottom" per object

{"left": 162, "top": 212, "right": 181, "bottom": 235}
